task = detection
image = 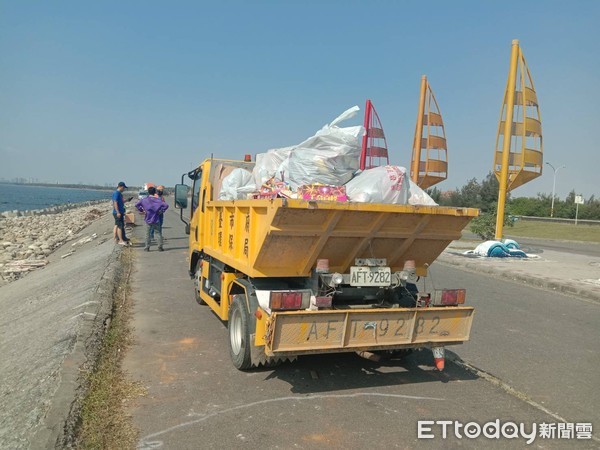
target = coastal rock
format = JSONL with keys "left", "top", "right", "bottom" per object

{"left": 0, "top": 200, "right": 111, "bottom": 285}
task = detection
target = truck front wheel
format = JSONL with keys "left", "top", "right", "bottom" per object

{"left": 228, "top": 295, "right": 252, "bottom": 370}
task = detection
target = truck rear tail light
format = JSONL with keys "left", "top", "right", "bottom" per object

{"left": 315, "top": 296, "right": 332, "bottom": 308}
{"left": 433, "top": 289, "right": 466, "bottom": 306}
{"left": 269, "top": 290, "right": 311, "bottom": 311}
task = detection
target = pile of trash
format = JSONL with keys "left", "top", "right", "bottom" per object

{"left": 217, "top": 106, "right": 437, "bottom": 206}
{"left": 465, "top": 239, "right": 528, "bottom": 258}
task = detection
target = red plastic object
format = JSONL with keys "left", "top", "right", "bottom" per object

{"left": 360, "top": 99, "right": 390, "bottom": 170}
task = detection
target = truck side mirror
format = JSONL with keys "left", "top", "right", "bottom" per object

{"left": 175, "top": 184, "right": 189, "bottom": 209}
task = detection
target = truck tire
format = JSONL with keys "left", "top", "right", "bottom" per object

{"left": 194, "top": 260, "right": 206, "bottom": 305}
{"left": 228, "top": 295, "right": 252, "bottom": 370}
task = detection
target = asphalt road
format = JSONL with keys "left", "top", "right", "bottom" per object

{"left": 124, "top": 207, "right": 598, "bottom": 449}
{"left": 509, "top": 236, "right": 600, "bottom": 258}
{"left": 463, "top": 231, "right": 600, "bottom": 258}
{"left": 426, "top": 261, "right": 599, "bottom": 426}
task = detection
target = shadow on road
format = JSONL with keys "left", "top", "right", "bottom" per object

{"left": 263, "top": 350, "right": 478, "bottom": 394}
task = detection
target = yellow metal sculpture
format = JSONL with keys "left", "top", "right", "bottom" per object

{"left": 410, "top": 75, "right": 448, "bottom": 189}
{"left": 495, "top": 40, "right": 543, "bottom": 239}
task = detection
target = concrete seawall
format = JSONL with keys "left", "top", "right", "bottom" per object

{"left": 0, "top": 204, "right": 132, "bottom": 448}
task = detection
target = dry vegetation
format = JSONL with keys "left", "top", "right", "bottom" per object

{"left": 75, "top": 249, "right": 145, "bottom": 449}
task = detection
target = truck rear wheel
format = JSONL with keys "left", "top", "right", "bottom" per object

{"left": 194, "top": 260, "right": 206, "bottom": 305}
{"left": 228, "top": 295, "right": 252, "bottom": 370}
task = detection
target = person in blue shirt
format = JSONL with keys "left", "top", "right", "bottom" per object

{"left": 112, "top": 181, "right": 130, "bottom": 245}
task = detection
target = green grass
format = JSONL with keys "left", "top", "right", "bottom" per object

{"left": 502, "top": 221, "right": 600, "bottom": 243}
{"left": 75, "top": 249, "right": 145, "bottom": 449}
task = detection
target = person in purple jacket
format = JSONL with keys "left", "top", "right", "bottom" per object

{"left": 135, "top": 186, "right": 169, "bottom": 251}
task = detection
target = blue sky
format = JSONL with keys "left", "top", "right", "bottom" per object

{"left": 1, "top": 0, "right": 598, "bottom": 199}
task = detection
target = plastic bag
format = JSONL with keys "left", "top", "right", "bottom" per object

{"left": 252, "top": 106, "right": 365, "bottom": 190}
{"left": 408, "top": 179, "right": 438, "bottom": 206}
{"left": 252, "top": 146, "right": 294, "bottom": 188}
{"left": 345, "top": 166, "right": 410, "bottom": 204}
{"left": 284, "top": 106, "right": 363, "bottom": 189}
{"left": 219, "top": 168, "right": 256, "bottom": 200}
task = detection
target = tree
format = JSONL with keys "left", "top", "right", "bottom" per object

{"left": 470, "top": 206, "right": 514, "bottom": 240}
{"left": 509, "top": 194, "right": 550, "bottom": 217}
{"left": 426, "top": 186, "right": 441, "bottom": 203}
{"left": 553, "top": 190, "right": 577, "bottom": 218}
{"left": 459, "top": 178, "right": 482, "bottom": 208}
{"left": 480, "top": 172, "right": 500, "bottom": 211}
{"left": 439, "top": 176, "right": 600, "bottom": 220}
{"left": 580, "top": 195, "right": 600, "bottom": 220}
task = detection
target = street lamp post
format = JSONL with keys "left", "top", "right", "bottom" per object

{"left": 545, "top": 162, "right": 565, "bottom": 218}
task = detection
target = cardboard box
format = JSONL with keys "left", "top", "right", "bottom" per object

{"left": 124, "top": 213, "right": 135, "bottom": 225}
{"left": 252, "top": 179, "right": 296, "bottom": 199}
{"left": 298, "top": 184, "right": 347, "bottom": 202}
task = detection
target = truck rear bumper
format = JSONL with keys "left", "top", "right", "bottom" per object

{"left": 265, "top": 306, "right": 474, "bottom": 356}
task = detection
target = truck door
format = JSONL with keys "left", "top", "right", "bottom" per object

{"left": 189, "top": 168, "right": 204, "bottom": 247}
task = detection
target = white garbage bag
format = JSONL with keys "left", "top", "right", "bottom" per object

{"left": 285, "top": 106, "right": 364, "bottom": 189}
{"left": 219, "top": 168, "right": 256, "bottom": 200}
{"left": 345, "top": 166, "right": 410, "bottom": 204}
{"left": 252, "top": 106, "right": 365, "bottom": 190}
{"left": 408, "top": 179, "right": 438, "bottom": 206}
{"left": 252, "top": 146, "right": 294, "bottom": 187}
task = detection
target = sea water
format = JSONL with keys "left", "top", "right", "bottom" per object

{"left": 0, "top": 184, "right": 112, "bottom": 213}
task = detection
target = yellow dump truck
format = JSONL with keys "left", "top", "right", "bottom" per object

{"left": 175, "top": 158, "right": 478, "bottom": 370}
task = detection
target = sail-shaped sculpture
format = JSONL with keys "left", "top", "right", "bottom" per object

{"left": 410, "top": 76, "right": 448, "bottom": 189}
{"left": 493, "top": 41, "right": 543, "bottom": 191}
{"left": 360, "top": 99, "right": 389, "bottom": 170}
{"left": 494, "top": 39, "right": 543, "bottom": 239}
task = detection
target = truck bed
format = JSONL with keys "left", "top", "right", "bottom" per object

{"left": 201, "top": 198, "right": 478, "bottom": 277}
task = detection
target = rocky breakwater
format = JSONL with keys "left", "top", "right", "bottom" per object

{"left": 0, "top": 200, "right": 110, "bottom": 287}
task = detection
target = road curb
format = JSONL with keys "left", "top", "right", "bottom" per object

{"left": 437, "top": 253, "right": 600, "bottom": 304}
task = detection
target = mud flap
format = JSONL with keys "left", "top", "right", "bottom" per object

{"left": 250, "top": 333, "right": 297, "bottom": 367}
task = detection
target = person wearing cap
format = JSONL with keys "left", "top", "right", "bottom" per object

{"left": 112, "top": 181, "right": 129, "bottom": 246}
{"left": 150, "top": 185, "right": 166, "bottom": 241}
{"left": 135, "top": 186, "right": 169, "bottom": 251}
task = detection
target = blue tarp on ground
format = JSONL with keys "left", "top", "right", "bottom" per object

{"left": 469, "top": 239, "right": 527, "bottom": 258}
